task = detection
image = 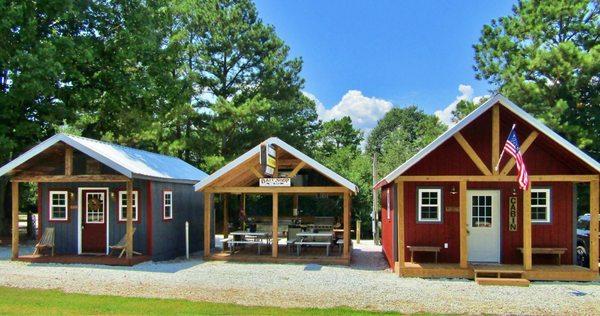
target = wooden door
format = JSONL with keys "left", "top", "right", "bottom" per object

{"left": 82, "top": 190, "right": 107, "bottom": 253}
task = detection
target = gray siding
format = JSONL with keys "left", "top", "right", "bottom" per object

{"left": 150, "top": 181, "right": 206, "bottom": 260}
{"left": 40, "top": 180, "right": 148, "bottom": 255}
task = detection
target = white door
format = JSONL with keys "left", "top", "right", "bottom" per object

{"left": 467, "top": 190, "right": 501, "bottom": 263}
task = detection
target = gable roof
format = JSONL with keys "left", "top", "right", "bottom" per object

{"left": 374, "top": 94, "right": 600, "bottom": 189}
{"left": 194, "top": 137, "right": 358, "bottom": 193}
{"left": 0, "top": 133, "right": 208, "bottom": 184}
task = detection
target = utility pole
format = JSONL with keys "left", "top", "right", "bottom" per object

{"left": 372, "top": 152, "right": 380, "bottom": 245}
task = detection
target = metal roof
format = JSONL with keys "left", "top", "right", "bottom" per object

{"left": 194, "top": 137, "right": 359, "bottom": 193}
{"left": 0, "top": 133, "right": 208, "bottom": 184}
{"left": 374, "top": 94, "right": 600, "bottom": 189}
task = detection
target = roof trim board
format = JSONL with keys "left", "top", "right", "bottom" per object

{"left": 194, "top": 137, "right": 359, "bottom": 193}
{"left": 374, "top": 94, "right": 600, "bottom": 189}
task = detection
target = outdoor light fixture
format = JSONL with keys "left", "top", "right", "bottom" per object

{"left": 69, "top": 191, "right": 75, "bottom": 199}
{"left": 110, "top": 191, "right": 116, "bottom": 199}
{"left": 512, "top": 188, "right": 517, "bottom": 196}
{"left": 450, "top": 186, "right": 457, "bottom": 195}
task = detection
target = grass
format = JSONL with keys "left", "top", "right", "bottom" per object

{"left": 0, "top": 286, "right": 402, "bottom": 315}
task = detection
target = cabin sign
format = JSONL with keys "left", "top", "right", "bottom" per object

{"left": 259, "top": 177, "right": 291, "bottom": 187}
{"left": 260, "top": 143, "right": 277, "bottom": 177}
{"left": 509, "top": 196, "right": 518, "bottom": 231}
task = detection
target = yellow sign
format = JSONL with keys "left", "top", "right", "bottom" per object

{"left": 509, "top": 196, "right": 518, "bottom": 231}
{"left": 267, "top": 156, "right": 276, "bottom": 168}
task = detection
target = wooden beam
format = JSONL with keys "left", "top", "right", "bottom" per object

{"left": 205, "top": 186, "right": 348, "bottom": 194}
{"left": 343, "top": 190, "right": 350, "bottom": 258}
{"left": 454, "top": 132, "right": 492, "bottom": 176}
{"left": 65, "top": 147, "right": 73, "bottom": 176}
{"left": 292, "top": 194, "right": 299, "bottom": 216}
{"left": 12, "top": 174, "right": 130, "bottom": 183}
{"left": 492, "top": 104, "right": 500, "bottom": 175}
{"left": 125, "top": 180, "right": 133, "bottom": 259}
{"left": 223, "top": 194, "right": 229, "bottom": 238}
{"left": 272, "top": 192, "right": 279, "bottom": 258}
{"left": 395, "top": 174, "right": 599, "bottom": 183}
{"left": 204, "top": 192, "right": 211, "bottom": 257}
{"left": 288, "top": 161, "right": 306, "bottom": 178}
{"left": 250, "top": 166, "right": 262, "bottom": 179}
{"left": 523, "top": 187, "right": 532, "bottom": 270}
{"left": 11, "top": 182, "right": 19, "bottom": 260}
{"left": 590, "top": 179, "right": 599, "bottom": 272}
{"left": 500, "top": 131, "right": 539, "bottom": 175}
{"left": 396, "top": 181, "right": 405, "bottom": 274}
{"left": 459, "top": 181, "right": 468, "bottom": 268}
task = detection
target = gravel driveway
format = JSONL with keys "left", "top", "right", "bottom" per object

{"left": 0, "top": 241, "right": 599, "bottom": 315}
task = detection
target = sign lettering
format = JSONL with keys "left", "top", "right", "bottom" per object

{"left": 509, "top": 196, "right": 518, "bottom": 231}
{"left": 259, "top": 178, "right": 291, "bottom": 187}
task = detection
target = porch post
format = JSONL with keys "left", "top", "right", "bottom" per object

{"left": 222, "top": 194, "right": 229, "bottom": 238}
{"left": 293, "top": 194, "right": 299, "bottom": 216}
{"left": 343, "top": 190, "right": 350, "bottom": 258}
{"left": 65, "top": 146, "right": 73, "bottom": 176}
{"left": 204, "top": 192, "right": 211, "bottom": 257}
{"left": 590, "top": 179, "right": 599, "bottom": 272}
{"left": 125, "top": 180, "right": 133, "bottom": 259}
{"left": 11, "top": 182, "right": 19, "bottom": 260}
{"left": 396, "top": 181, "right": 405, "bottom": 274}
{"left": 459, "top": 181, "right": 468, "bottom": 268}
{"left": 272, "top": 192, "right": 278, "bottom": 258}
{"left": 523, "top": 186, "right": 532, "bottom": 270}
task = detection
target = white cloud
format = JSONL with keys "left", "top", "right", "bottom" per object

{"left": 435, "top": 84, "right": 488, "bottom": 127}
{"left": 305, "top": 90, "right": 393, "bottom": 132}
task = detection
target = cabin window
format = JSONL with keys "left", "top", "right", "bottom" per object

{"left": 386, "top": 187, "right": 391, "bottom": 220}
{"left": 49, "top": 191, "right": 69, "bottom": 221}
{"left": 417, "top": 188, "right": 442, "bottom": 222}
{"left": 118, "top": 191, "right": 139, "bottom": 222}
{"left": 531, "top": 188, "right": 551, "bottom": 223}
{"left": 163, "top": 191, "right": 173, "bottom": 220}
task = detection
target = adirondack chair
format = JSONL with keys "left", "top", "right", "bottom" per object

{"left": 33, "top": 227, "right": 55, "bottom": 256}
{"left": 109, "top": 228, "right": 141, "bottom": 258}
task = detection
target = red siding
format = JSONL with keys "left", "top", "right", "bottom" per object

{"left": 381, "top": 184, "right": 395, "bottom": 269}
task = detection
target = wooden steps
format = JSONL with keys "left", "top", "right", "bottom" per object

{"left": 474, "top": 267, "right": 530, "bottom": 287}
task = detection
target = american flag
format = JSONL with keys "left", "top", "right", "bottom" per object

{"left": 502, "top": 126, "right": 529, "bottom": 190}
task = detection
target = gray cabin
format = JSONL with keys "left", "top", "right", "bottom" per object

{"left": 0, "top": 134, "right": 209, "bottom": 262}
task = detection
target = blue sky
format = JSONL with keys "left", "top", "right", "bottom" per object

{"left": 254, "top": 0, "right": 515, "bottom": 130}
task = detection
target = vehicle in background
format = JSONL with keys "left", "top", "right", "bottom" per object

{"left": 576, "top": 213, "right": 599, "bottom": 268}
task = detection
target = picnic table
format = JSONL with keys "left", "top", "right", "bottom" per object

{"left": 295, "top": 232, "right": 334, "bottom": 256}
{"left": 228, "top": 231, "right": 271, "bottom": 255}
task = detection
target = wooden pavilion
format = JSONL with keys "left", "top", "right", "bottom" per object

{"left": 194, "top": 137, "right": 358, "bottom": 265}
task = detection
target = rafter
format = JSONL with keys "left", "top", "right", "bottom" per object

{"left": 453, "top": 132, "right": 492, "bottom": 176}
{"left": 288, "top": 161, "right": 306, "bottom": 178}
{"left": 500, "top": 131, "right": 538, "bottom": 175}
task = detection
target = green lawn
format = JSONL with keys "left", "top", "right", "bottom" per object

{"left": 0, "top": 286, "right": 402, "bottom": 315}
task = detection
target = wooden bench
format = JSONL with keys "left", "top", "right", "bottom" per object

{"left": 407, "top": 246, "right": 442, "bottom": 263}
{"left": 518, "top": 247, "right": 567, "bottom": 265}
{"left": 228, "top": 240, "right": 268, "bottom": 255}
{"left": 295, "top": 241, "right": 332, "bottom": 256}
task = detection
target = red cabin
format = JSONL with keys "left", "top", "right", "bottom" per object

{"left": 376, "top": 94, "right": 599, "bottom": 283}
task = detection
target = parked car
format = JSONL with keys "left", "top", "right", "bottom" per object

{"left": 576, "top": 213, "right": 599, "bottom": 267}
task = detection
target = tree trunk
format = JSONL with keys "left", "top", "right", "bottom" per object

{"left": 0, "top": 177, "right": 11, "bottom": 236}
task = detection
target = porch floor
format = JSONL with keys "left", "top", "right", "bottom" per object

{"left": 399, "top": 262, "right": 598, "bottom": 281}
{"left": 16, "top": 254, "right": 151, "bottom": 266}
{"left": 210, "top": 243, "right": 351, "bottom": 265}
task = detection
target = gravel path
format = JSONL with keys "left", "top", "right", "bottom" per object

{"left": 1, "top": 242, "right": 599, "bottom": 315}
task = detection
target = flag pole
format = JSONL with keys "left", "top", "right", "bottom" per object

{"left": 494, "top": 124, "right": 516, "bottom": 171}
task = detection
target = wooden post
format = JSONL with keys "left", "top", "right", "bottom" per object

{"left": 356, "top": 220, "right": 361, "bottom": 244}
{"left": 396, "top": 181, "right": 405, "bottom": 273}
{"left": 223, "top": 194, "right": 229, "bottom": 238}
{"left": 204, "top": 192, "right": 211, "bottom": 257}
{"left": 590, "top": 180, "right": 599, "bottom": 272}
{"left": 65, "top": 146, "right": 73, "bottom": 176}
{"left": 459, "top": 181, "right": 468, "bottom": 268}
{"left": 523, "top": 187, "right": 532, "bottom": 270}
{"left": 491, "top": 104, "right": 499, "bottom": 174}
{"left": 11, "top": 182, "right": 19, "bottom": 260}
{"left": 343, "top": 191, "right": 350, "bottom": 258}
{"left": 125, "top": 180, "right": 133, "bottom": 259}
{"left": 292, "top": 194, "right": 299, "bottom": 216}
{"left": 272, "top": 192, "right": 278, "bottom": 258}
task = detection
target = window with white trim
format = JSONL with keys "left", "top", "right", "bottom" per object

{"left": 417, "top": 188, "right": 442, "bottom": 222}
{"left": 386, "top": 187, "right": 391, "bottom": 220}
{"left": 531, "top": 188, "right": 551, "bottom": 223}
{"left": 163, "top": 191, "right": 173, "bottom": 220}
{"left": 49, "top": 191, "right": 68, "bottom": 221}
{"left": 118, "top": 191, "right": 138, "bottom": 221}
